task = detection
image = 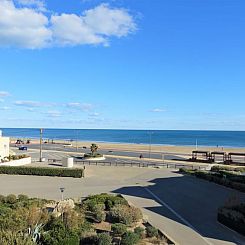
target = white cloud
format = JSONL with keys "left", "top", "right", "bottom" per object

{"left": 0, "top": 0, "right": 51, "bottom": 49}
{"left": 15, "top": 100, "right": 42, "bottom": 107}
{"left": 0, "top": 91, "right": 10, "bottom": 97}
{"left": 16, "top": 0, "right": 46, "bottom": 12}
{"left": 150, "top": 108, "right": 166, "bottom": 113}
{"left": 45, "top": 110, "right": 62, "bottom": 118}
{"left": 89, "top": 112, "right": 100, "bottom": 117}
{"left": 0, "top": 0, "right": 137, "bottom": 49}
{"left": 67, "top": 102, "right": 93, "bottom": 111}
{"left": 51, "top": 3, "right": 136, "bottom": 47}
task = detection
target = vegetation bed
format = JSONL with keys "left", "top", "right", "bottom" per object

{"left": 0, "top": 193, "right": 173, "bottom": 245}
{"left": 84, "top": 153, "right": 103, "bottom": 159}
{"left": 179, "top": 168, "right": 245, "bottom": 192}
{"left": 0, "top": 166, "right": 83, "bottom": 178}
{"left": 218, "top": 203, "right": 245, "bottom": 236}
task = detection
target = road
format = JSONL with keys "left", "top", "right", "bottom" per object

{"left": 0, "top": 163, "right": 244, "bottom": 245}
{"left": 12, "top": 143, "right": 186, "bottom": 161}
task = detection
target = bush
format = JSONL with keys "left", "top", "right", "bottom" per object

{"left": 84, "top": 153, "right": 103, "bottom": 158}
{"left": 111, "top": 223, "right": 127, "bottom": 236}
{"left": 0, "top": 195, "right": 5, "bottom": 203}
{"left": 6, "top": 194, "right": 17, "bottom": 204}
{"left": 121, "top": 231, "right": 140, "bottom": 245}
{"left": 94, "top": 208, "right": 106, "bottom": 223}
{"left": 97, "top": 233, "right": 112, "bottom": 245}
{"left": 179, "top": 168, "right": 194, "bottom": 174}
{"left": 0, "top": 166, "right": 83, "bottom": 178}
{"left": 218, "top": 206, "right": 245, "bottom": 236}
{"left": 146, "top": 226, "right": 158, "bottom": 238}
{"left": 180, "top": 168, "right": 245, "bottom": 193}
{"left": 211, "top": 166, "right": 245, "bottom": 173}
{"left": 110, "top": 205, "right": 142, "bottom": 225}
{"left": 84, "top": 194, "right": 128, "bottom": 211}
{"left": 18, "top": 194, "right": 29, "bottom": 202}
{"left": 134, "top": 227, "right": 145, "bottom": 239}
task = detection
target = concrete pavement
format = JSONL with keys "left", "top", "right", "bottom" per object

{"left": 0, "top": 165, "right": 244, "bottom": 244}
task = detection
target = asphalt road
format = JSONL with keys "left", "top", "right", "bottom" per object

{"left": 12, "top": 143, "right": 187, "bottom": 161}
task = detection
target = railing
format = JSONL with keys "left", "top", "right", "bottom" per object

{"left": 74, "top": 160, "right": 208, "bottom": 170}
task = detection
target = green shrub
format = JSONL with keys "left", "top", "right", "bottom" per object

{"left": 146, "top": 226, "right": 158, "bottom": 238}
{"left": 6, "top": 194, "right": 17, "bottom": 204}
{"left": 84, "top": 153, "right": 103, "bottom": 158}
{"left": 0, "top": 195, "right": 5, "bottom": 203}
{"left": 194, "top": 171, "right": 245, "bottom": 192}
{"left": 218, "top": 206, "right": 245, "bottom": 236}
{"left": 84, "top": 194, "right": 127, "bottom": 211}
{"left": 0, "top": 166, "right": 83, "bottom": 178}
{"left": 97, "top": 233, "right": 112, "bottom": 245}
{"left": 17, "top": 194, "right": 29, "bottom": 202}
{"left": 111, "top": 223, "right": 127, "bottom": 236}
{"left": 110, "top": 205, "right": 142, "bottom": 225}
{"left": 134, "top": 227, "right": 145, "bottom": 239}
{"left": 94, "top": 208, "right": 106, "bottom": 223}
{"left": 179, "top": 168, "right": 195, "bottom": 174}
{"left": 211, "top": 166, "right": 245, "bottom": 173}
{"left": 121, "top": 231, "right": 140, "bottom": 245}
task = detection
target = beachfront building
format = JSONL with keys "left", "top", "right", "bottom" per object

{"left": 0, "top": 130, "right": 9, "bottom": 160}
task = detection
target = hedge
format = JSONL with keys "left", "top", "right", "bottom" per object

{"left": 217, "top": 208, "right": 245, "bottom": 236}
{"left": 179, "top": 168, "right": 245, "bottom": 192}
{"left": 211, "top": 166, "right": 245, "bottom": 173}
{"left": 0, "top": 166, "right": 83, "bottom": 178}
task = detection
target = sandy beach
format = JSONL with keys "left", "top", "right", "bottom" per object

{"left": 10, "top": 137, "right": 245, "bottom": 156}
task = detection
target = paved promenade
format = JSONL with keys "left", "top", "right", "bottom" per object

{"left": 0, "top": 165, "right": 244, "bottom": 245}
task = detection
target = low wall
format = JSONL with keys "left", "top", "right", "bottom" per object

{"left": 1, "top": 157, "right": 32, "bottom": 166}
{"left": 83, "top": 157, "right": 106, "bottom": 161}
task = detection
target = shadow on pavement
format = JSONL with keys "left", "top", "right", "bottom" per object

{"left": 112, "top": 172, "right": 245, "bottom": 244}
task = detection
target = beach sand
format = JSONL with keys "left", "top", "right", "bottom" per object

{"left": 10, "top": 138, "right": 245, "bottom": 156}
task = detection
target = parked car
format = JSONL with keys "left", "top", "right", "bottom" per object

{"left": 19, "top": 146, "right": 27, "bottom": 151}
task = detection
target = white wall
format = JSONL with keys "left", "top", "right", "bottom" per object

{"left": 0, "top": 137, "right": 9, "bottom": 160}
{"left": 1, "top": 157, "right": 31, "bottom": 166}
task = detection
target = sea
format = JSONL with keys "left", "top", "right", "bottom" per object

{"left": 1, "top": 128, "right": 245, "bottom": 148}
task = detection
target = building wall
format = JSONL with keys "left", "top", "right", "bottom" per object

{"left": 0, "top": 137, "right": 10, "bottom": 160}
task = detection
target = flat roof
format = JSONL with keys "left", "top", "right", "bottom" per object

{"left": 211, "top": 151, "right": 226, "bottom": 155}
{"left": 228, "top": 152, "right": 245, "bottom": 156}
{"left": 192, "top": 150, "right": 209, "bottom": 154}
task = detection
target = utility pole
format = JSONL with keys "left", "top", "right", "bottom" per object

{"left": 148, "top": 132, "right": 154, "bottom": 163}
{"left": 76, "top": 130, "right": 78, "bottom": 152}
{"left": 40, "top": 128, "right": 43, "bottom": 162}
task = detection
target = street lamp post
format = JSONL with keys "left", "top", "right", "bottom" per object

{"left": 148, "top": 132, "right": 154, "bottom": 163}
{"left": 60, "top": 187, "right": 65, "bottom": 201}
{"left": 39, "top": 128, "right": 43, "bottom": 162}
{"left": 60, "top": 187, "right": 65, "bottom": 222}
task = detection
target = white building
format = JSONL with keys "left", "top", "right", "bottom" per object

{"left": 0, "top": 130, "right": 9, "bottom": 161}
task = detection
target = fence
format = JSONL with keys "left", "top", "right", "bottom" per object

{"left": 74, "top": 159, "right": 208, "bottom": 170}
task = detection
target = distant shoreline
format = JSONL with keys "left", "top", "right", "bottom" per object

{"left": 8, "top": 136, "right": 244, "bottom": 149}
{"left": 4, "top": 128, "right": 245, "bottom": 148}
{"left": 9, "top": 137, "right": 245, "bottom": 154}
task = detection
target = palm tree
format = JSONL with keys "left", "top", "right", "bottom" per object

{"left": 90, "top": 144, "right": 98, "bottom": 156}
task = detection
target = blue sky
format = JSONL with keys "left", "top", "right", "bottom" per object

{"left": 0, "top": 0, "right": 245, "bottom": 130}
